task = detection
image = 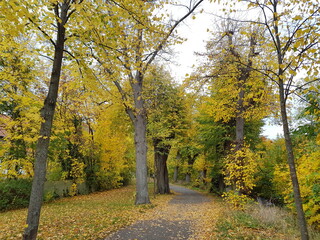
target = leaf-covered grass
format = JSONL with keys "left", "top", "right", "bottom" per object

{"left": 214, "top": 203, "right": 320, "bottom": 240}
{"left": 177, "top": 183, "right": 320, "bottom": 240}
{"left": 0, "top": 184, "right": 171, "bottom": 240}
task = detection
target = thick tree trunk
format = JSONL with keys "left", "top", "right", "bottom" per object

{"left": 153, "top": 139, "right": 170, "bottom": 194}
{"left": 279, "top": 81, "right": 309, "bottom": 240}
{"left": 132, "top": 72, "right": 150, "bottom": 205}
{"left": 23, "top": 3, "right": 68, "bottom": 240}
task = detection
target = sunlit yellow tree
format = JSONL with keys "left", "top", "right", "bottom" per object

{"left": 188, "top": 20, "right": 272, "bottom": 206}
{"left": 78, "top": 0, "right": 204, "bottom": 204}
{"left": 145, "top": 65, "right": 188, "bottom": 194}
{"left": 0, "top": 22, "right": 41, "bottom": 178}
{"left": 243, "top": 0, "right": 320, "bottom": 238}
{"left": 0, "top": 1, "right": 85, "bottom": 239}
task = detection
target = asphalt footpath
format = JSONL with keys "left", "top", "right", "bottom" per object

{"left": 104, "top": 184, "right": 210, "bottom": 240}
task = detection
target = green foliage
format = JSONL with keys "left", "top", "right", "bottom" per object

{"left": 0, "top": 179, "right": 32, "bottom": 211}
{"left": 253, "top": 138, "right": 286, "bottom": 205}
{"left": 145, "top": 65, "right": 189, "bottom": 164}
{"left": 257, "top": 135, "right": 320, "bottom": 228}
{"left": 43, "top": 190, "right": 59, "bottom": 202}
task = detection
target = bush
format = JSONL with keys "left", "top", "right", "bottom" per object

{"left": 0, "top": 179, "right": 32, "bottom": 212}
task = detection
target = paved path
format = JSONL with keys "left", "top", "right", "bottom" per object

{"left": 104, "top": 185, "right": 211, "bottom": 240}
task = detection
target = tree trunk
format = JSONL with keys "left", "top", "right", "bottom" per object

{"left": 23, "top": 3, "right": 68, "bottom": 240}
{"left": 271, "top": 0, "right": 309, "bottom": 236}
{"left": 173, "top": 151, "right": 181, "bottom": 182}
{"left": 279, "top": 81, "right": 309, "bottom": 240}
{"left": 132, "top": 71, "right": 150, "bottom": 205}
{"left": 235, "top": 88, "right": 245, "bottom": 150}
{"left": 173, "top": 166, "right": 179, "bottom": 182}
{"left": 218, "top": 174, "right": 225, "bottom": 192}
{"left": 200, "top": 169, "right": 207, "bottom": 183}
{"left": 153, "top": 139, "right": 170, "bottom": 194}
{"left": 235, "top": 86, "right": 245, "bottom": 194}
{"left": 185, "top": 172, "right": 191, "bottom": 183}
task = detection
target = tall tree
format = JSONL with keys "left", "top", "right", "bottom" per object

{"left": 145, "top": 65, "right": 187, "bottom": 194}
{"left": 243, "top": 0, "right": 320, "bottom": 239}
{"left": 188, "top": 20, "right": 271, "bottom": 196}
{"left": 80, "top": 0, "right": 204, "bottom": 204}
{"left": 4, "top": 1, "right": 84, "bottom": 239}
{"left": 0, "top": 1, "right": 43, "bottom": 179}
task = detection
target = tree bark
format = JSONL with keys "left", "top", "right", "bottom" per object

{"left": 235, "top": 88, "right": 245, "bottom": 149}
{"left": 271, "top": 1, "right": 309, "bottom": 236}
{"left": 173, "top": 166, "right": 179, "bottom": 182}
{"left": 23, "top": 3, "right": 69, "bottom": 240}
{"left": 153, "top": 139, "right": 170, "bottom": 194}
{"left": 132, "top": 71, "right": 150, "bottom": 205}
{"left": 185, "top": 173, "right": 191, "bottom": 183}
{"left": 200, "top": 169, "right": 207, "bottom": 183}
{"left": 173, "top": 151, "right": 181, "bottom": 182}
{"left": 279, "top": 80, "right": 309, "bottom": 240}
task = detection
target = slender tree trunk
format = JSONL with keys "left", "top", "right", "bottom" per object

{"left": 173, "top": 166, "right": 179, "bottom": 182}
{"left": 270, "top": 0, "right": 309, "bottom": 236}
{"left": 200, "top": 169, "right": 207, "bottom": 184}
{"left": 279, "top": 81, "right": 309, "bottom": 240}
{"left": 153, "top": 139, "right": 170, "bottom": 194}
{"left": 132, "top": 71, "right": 150, "bottom": 205}
{"left": 23, "top": 3, "right": 68, "bottom": 240}
{"left": 235, "top": 86, "right": 246, "bottom": 193}
{"left": 185, "top": 173, "right": 191, "bottom": 183}
{"left": 235, "top": 88, "right": 245, "bottom": 150}
{"left": 173, "top": 151, "right": 181, "bottom": 182}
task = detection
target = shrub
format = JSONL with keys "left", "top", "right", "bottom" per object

{"left": 0, "top": 179, "right": 32, "bottom": 211}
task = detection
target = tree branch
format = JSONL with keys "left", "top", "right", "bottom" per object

{"left": 143, "top": 0, "right": 204, "bottom": 73}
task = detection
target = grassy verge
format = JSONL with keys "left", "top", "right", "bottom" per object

{"left": 0, "top": 184, "right": 172, "bottom": 240}
{"left": 174, "top": 183, "right": 320, "bottom": 240}
{"left": 215, "top": 204, "right": 297, "bottom": 239}
{"left": 214, "top": 203, "right": 320, "bottom": 240}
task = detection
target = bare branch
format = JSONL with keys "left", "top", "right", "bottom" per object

{"left": 143, "top": 0, "right": 204, "bottom": 73}
{"left": 113, "top": 80, "right": 135, "bottom": 122}
{"left": 28, "top": 17, "right": 56, "bottom": 48}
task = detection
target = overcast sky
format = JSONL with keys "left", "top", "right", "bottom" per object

{"left": 168, "top": 1, "right": 283, "bottom": 139}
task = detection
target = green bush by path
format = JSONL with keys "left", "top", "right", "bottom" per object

{"left": 0, "top": 179, "right": 32, "bottom": 212}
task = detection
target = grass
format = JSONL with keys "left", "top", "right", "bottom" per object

{"left": 174, "top": 182, "right": 320, "bottom": 240}
{"left": 1, "top": 182, "right": 319, "bottom": 239}
{"left": 214, "top": 202, "right": 320, "bottom": 240}
{"left": 0, "top": 183, "right": 172, "bottom": 240}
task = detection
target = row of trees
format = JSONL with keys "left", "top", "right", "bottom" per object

{"left": 0, "top": 0, "right": 204, "bottom": 239}
{"left": 0, "top": 0, "right": 319, "bottom": 239}
{"left": 180, "top": 1, "right": 320, "bottom": 239}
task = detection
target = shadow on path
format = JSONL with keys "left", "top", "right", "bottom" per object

{"left": 104, "top": 184, "right": 211, "bottom": 240}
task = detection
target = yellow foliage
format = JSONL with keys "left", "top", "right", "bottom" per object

{"left": 222, "top": 144, "right": 257, "bottom": 208}
{"left": 222, "top": 190, "right": 251, "bottom": 210}
{"left": 95, "top": 102, "right": 134, "bottom": 188}
{"left": 223, "top": 145, "right": 258, "bottom": 193}
{"left": 274, "top": 143, "right": 320, "bottom": 228}
{"left": 69, "top": 183, "right": 78, "bottom": 197}
{"left": 193, "top": 154, "right": 212, "bottom": 172}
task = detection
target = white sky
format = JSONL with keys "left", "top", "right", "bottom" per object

{"left": 169, "top": 1, "right": 283, "bottom": 139}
